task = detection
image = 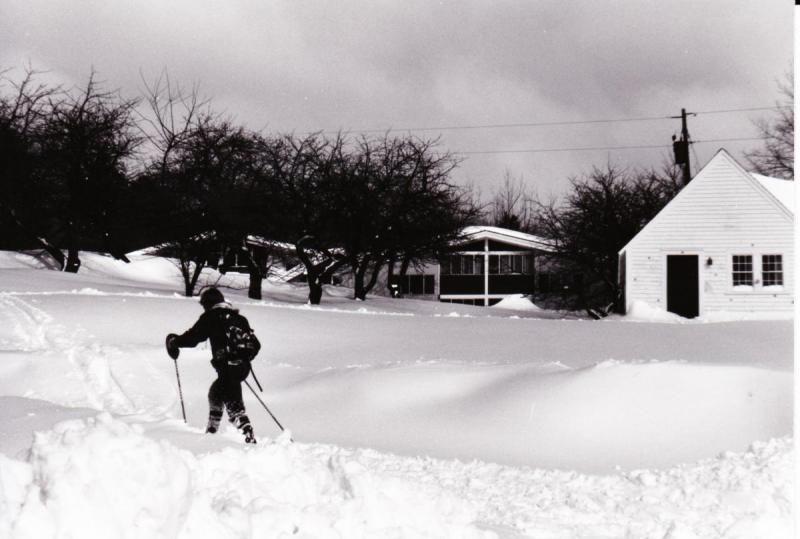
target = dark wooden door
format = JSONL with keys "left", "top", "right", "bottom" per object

{"left": 666, "top": 255, "right": 699, "bottom": 318}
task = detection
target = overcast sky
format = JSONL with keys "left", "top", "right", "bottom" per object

{"left": 0, "top": 0, "right": 793, "bottom": 198}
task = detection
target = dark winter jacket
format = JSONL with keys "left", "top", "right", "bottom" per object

{"left": 173, "top": 302, "right": 256, "bottom": 365}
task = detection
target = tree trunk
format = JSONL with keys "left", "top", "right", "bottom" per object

{"left": 64, "top": 248, "right": 81, "bottom": 273}
{"left": 189, "top": 260, "right": 204, "bottom": 296}
{"left": 308, "top": 276, "right": 323, "bottom": 305}
{"left": 296, "top": 236, "right": 350, "bottom": 305}
{"left": 245, "top": 249, "right": 263, "bottom": 300}
{"left": 386, "top": 257, "right": 396, "bottom": 283}
{"left": 386, "top": 257, "right": 399, "bottom": 297}
{"left": 399, "top": 256, "right": 412, "bottom": 280}
{"left": 179, "top": 258, "right": 205, "bottom": 297}
{"left": 296, "top": 237, "right": 323, "bottom": 305}
{"left": 353, "top": 256, "right": 369, "bottom": 301}
{"left": 248, "top": 266, "right": 263, "bottom": 300}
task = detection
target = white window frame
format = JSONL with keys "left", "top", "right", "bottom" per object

{"left": 727, "top": 252, "right": 787, "bottom": 294}
{"left": 761, "top": 254, "right": 784, "bottom": 287}
{"left": 731, "top": 254, "right": 754, "bottom": 287}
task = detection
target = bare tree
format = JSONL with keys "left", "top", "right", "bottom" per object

{"left": 295, "top": 235, "right": 348, "bottom": 305}
{"left": 0, "top": 66, "right": 66, "bottom": 266}
{"left": 322, "top": 135, "right": 472, "bottom": 301}
{"left": 271, "top": 133, "right": 477, "bottom": 303}
{"left": 746, "top": 72, "right": 793, "bottom": 179}
{"left": 533, "top": 164, "right": 682, "bottom": 314}
{"left": 36, "top": 71, "right": 141, "bottom": 272}
{"left": 136, "top": 72, "right": 217, "bottom": 296}
{"left": 489, "top": 170, "right": 535, "bottom": 231}
{"left": 265, "top": 133, "right": 350, "bottom": 304}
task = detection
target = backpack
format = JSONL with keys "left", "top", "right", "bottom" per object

{"left": 221, "top": 311, "right": 261, "bottom": 361}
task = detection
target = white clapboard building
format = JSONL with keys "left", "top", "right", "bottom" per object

{"left": 618, "top": 149, "right": 794, "bottom": 318}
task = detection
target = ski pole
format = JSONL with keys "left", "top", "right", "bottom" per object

{"left": 250, "top": 366, "right": 264, "bottom": 392}
{"left": 244, "top": 380, "right": 292, "bottom": 442}
{"left": 173, "top": 359, "right": 187, "bottom": 423}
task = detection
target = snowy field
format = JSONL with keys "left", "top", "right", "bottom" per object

{"left": 0, "top": 251, "right": 793, "bottom": 538}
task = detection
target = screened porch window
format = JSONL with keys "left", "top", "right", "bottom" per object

{"left": 441, "top": 255, "right": 484, "bottom": 275}
{"left": 488, "top": 254, "right": 534, "bottom": 275}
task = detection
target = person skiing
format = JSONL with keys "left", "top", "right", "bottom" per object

{"left": 166, "top": 287, "right": 260, "bottom": 444}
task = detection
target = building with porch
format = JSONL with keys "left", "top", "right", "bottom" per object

{"left": 401, "top": 226, "right": 553, "bottom": 306}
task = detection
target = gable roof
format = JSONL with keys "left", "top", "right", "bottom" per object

{"left": 458, "top": 226, "right": 553, "bottom": 251}
{"left": 619, "top": 148, "right": 793, "bottom": 255}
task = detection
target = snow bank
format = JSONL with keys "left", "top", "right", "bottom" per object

{"left": 347, "top": 436, "right": 793, "bottom": 538}
{"left": 0, "top": 414, "right": 490, "bottom": 539}
{"left": 622, "top": 300, "right": 794, "bottom": 323}
{"left": 624, "top": 301, "right": 689, "bottom": 323}
{"left": 0, "top": 251, "right": 53, "bottom": 270}
{"left": 490, "top": 294, "right": 542, "bottom": 311}
{"left": 1, "top": 414, "right": 792, "bottom": 539}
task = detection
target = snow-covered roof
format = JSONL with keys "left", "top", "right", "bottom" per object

{"left": 245, "top": 235, "right": 296, "bottom": 251}
{"left": 750, "top": 173, "right": 794, "bottom": 214}
{"left": 459, "top": 226, "right": 553, "bottom": 251}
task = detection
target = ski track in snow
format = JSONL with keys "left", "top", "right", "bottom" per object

{"left": 0, "top": 293, "right": 136, "bottom": 414}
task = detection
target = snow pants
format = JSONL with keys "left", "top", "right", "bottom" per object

{"left": 207, "top": 360, "right": 252, "bottom": 433}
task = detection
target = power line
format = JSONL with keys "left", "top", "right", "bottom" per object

{"left": 695, "top": 106, "right": 791, "bottom": 115}
{"left": 458, "top": 144, "right": 669, "bottom": 155}
{"left": 305, "top": 106, "right": 788, "bottom": 135}
{"left": 455, "top": 136, "right": 764, "bottom": 156}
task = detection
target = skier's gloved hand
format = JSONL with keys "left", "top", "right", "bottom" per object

{"left": 166, "top": 333, "right": 180, "bottom": 360}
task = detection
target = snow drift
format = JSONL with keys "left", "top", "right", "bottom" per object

{"left": 0, "top": 251, "right": 793, "bottom": 537}
{"left": 1, "top": 414, "right": 488, "bottom": 539}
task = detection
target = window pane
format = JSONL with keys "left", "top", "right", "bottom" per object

{"left": 732, "top": 255, "right": 753, "bottom": 286}
{"left": 489, "top": 255, "right": 498, "bottom": 274}
{"left": 449, "top": 255, "right": 460, "bottom": 275}
{"left": 463, "top": 255, "right": 474, "bottom": 275}
{"left": 475, "top": 255, "right": 485, "bottom": 275}
{"left": 522, "top": 254, "right": 533, "bottom": 274}
{"left": 762, "top": 254, "right": 783, "bottom": 286}
{"left": 409, "top": 275, "right": 424, "bottom": 294}
{"left": 499, "top": 255, "right": 511, "bottom": 274}
{"left": 512, "top": 255, "right": 523, "bottom": 274}
{"left": 401, "top": 276, "right": 410, "bottom": 294}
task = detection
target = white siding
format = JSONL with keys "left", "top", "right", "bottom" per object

{"left": 623, "top": 150, "right": 794, "bottom": 315}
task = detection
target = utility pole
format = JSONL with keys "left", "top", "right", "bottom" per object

{"left": 671, "top": 108, "right": 695, "bottom": 186}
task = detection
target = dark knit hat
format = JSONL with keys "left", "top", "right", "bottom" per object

{"left": 199, "top": 287, "right": 225, "bottom": 310}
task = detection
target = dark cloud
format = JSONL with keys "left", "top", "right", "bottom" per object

{"left": 0, "top": 0, "right": 792, "bottom": 196}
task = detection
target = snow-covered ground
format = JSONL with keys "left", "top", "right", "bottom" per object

{"left": 0, "top": 251, "right": 793, "bottom": 538}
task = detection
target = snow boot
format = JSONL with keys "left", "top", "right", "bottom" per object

{"left": 243, "top": 425, "right": 257, "bottom": 444}
{"left": 206, "top": 408, "right": 223, "bottom": 434}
